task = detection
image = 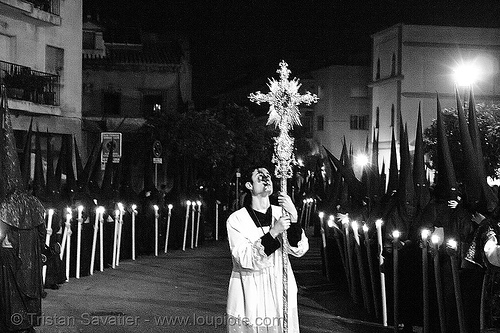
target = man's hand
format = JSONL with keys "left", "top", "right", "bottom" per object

{"left": 278, "top": 192, "right": 298, "bottom": 222}
{"left": 270, "top": 215, "right": 291, "bottom": 238}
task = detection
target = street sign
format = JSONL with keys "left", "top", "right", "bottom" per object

{"left": 101, "top": 132, "right": 122, "bottom": 164}
{"left": 153, "top": 157, "right": 163, "bottom": 164}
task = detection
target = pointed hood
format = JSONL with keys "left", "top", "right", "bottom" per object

{"left": 368, "top": 129, "right": 380, "bottom": 205}
{"left": 466, "top": 88, "right": 498, "bottom": 212}
{"left": 435, "top": 93, "right": 458, "bottom": 199}
{"left": 54, "top": 137, "right": 65, "bottom": 192}
{"left": 324, "top": 146, "right": 366, "bottom": 204}
{"left": 32, "top": 127, "right": 46, "bottom": 198}
{"left": 74, "top": 136, "right": 84, "bottom": 189}
{"left": 0, "top": 85, "right": 24, "bottom": 197}
{"left": 413, "top": 104, "right": 430, "bottom": 209}
{"left": 379, "top": 158, "right": 387, "bottom": 198}
{"left": 20, "top": 117, "right": 33, "bottom": 189}
{"left": 399, "top": 123, "right": 416, "bottom": 209}
{"left": 88, "top": 142, "right": 103, "bottom": 197}
{"left": 386, "top": 128, "right": 399, "bottom": 194}
{"left": 64, "top": 135, "right": 76, "bottom": 198}
{"left": 45, "top": 129, "right": 57, "bottom": 199}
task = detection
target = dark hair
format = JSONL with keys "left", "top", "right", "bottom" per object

{"left": 242, "top": 165, "right": 273, "bottom": 188}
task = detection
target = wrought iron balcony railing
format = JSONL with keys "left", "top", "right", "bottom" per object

{"left": 0, "top": 60, "right": 60, "bottom": 106}
{"left": 25, "top": 0, "right": 60, "bottom": 16}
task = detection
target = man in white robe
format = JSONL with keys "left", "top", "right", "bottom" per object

{"left": 226, "top": 167, "right": 309, "bottom": 333}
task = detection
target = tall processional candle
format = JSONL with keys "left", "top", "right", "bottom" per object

{"left": 392, "top": 230, "right": 401, "bottom": 333}
{"left": 90, "top": 206, "right": 100, "bottom": 275}
{"left": 43, "top": 209, "right": 54, "bottom": 284}
{"left": 65, "top": 210, "right": 72, "bottom": 282}
{"left": 299, "top": 199, "right": 306, "bottom": 227}
{"left": 164, "top": 204, "right": 173, "bottom": 253}
{"left": 318, "top": 212, "right": 329, "bottom": 280}
{"left": 98, "top": 207, "right": 105, "bottom": 272}
{"left": 76, "top": 205, "right": 84, "bottom": 279}
{"left": 190, "top": 201, "right": 196, "bottom": 249}
{"left": 364, "top": 223, "right": 379, "bottom": 319}
{"left": 421, "top": 229, "right": 431, "bottom": 333}
{"left": 60, "top": 207, "right": 72, "bottom": 259}
{"left": 431, "top": 234, "right": 446, "bottom": 333}
{"left": 116, "top": 203, "right": 124, "bottom": 266}
{"left": 375, "top": 219, "right": 387, "bottom": 326}
{"left": 182, "top": 200, "right": 191, "bottom": 251}
{"left": 354, "top": 221, "right": 371, "bottom": 315}
{"left": 131, "top": 204, "right": 137, "bottom": 260}
{"left": 195, "top": 201, "right": 202, "bottom": 248}
{"left": 342, "top": 214, "right": 356, "bottom": 301}
{"left": 153, "top": 205, "right": 159, "bottom": 256}
{"left": 215, "top": 200, "right": 220, "bottom": 241}
{"left": 112, "top": 209, "right": 119, "bottom": 268}
{"left": 447, "top": 239, "right": 467, "bottom": 333}
{"left": 330, "top": 215, "right": 347, "bottom": 286}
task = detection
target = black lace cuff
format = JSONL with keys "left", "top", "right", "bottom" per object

{"left": 287, "top": 223, "right": 302, "bottom": 247}
{"left": 261, "top": 232, "right": 281, "bottom": 256}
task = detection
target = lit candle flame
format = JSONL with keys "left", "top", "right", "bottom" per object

{"left": 318, "top": 211, "right": 324, "bottom": 219}
{"left": 167, "top": 204, "right": 173, "bottom": 210}
{"left": 431, "top": 234, "right": 440, "bottom": 245}
{"left": 375, "top": 219, "right": 383, "bottom": 228}
{"left": 447, "top": 238, "right": 457, "bottom": 250}
{"left": 421, "top": 229, "right": 431, "bottom": 241}
{"left": 362, "top": 224, "right": 369, "bottom": 233}
{"left": 392, "top": 230, "right": 401, "bottom": 239}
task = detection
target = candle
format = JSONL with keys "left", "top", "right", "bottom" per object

{"left": 375, "top": 219, "right": 387, "bottom": 326}
{"left": 153, "top": 205, "right": 159, "bottom": 256}
{"left": 195, "top": 201, "right": 202, "bottom": 248}
{"left": 112, "top": 209, "right": 119, "bottom": 268}
{"left": 90, "top": 206, "right": 100, "bottom": 275}
{"left": 98, "top": 207, "right": 104, "bottom": 272}
{"left": 421, "top": 229, "right": 430, "bottom": 333}
{"left": 215, "top": 200, "right": 220, "bottom": 241}
{"left": 342, "top": 214, "right": 357, "bottom": 301}
{"left": 65, "top": 212, "right": 72, "bottom": 282}
{"left": 60, "top": 207, "right": 72, "bottom": 259}
{"left": 131, "top": 204, "right": 137, "bottom": 260}
{"left": 331, "top": 214, "right": 348, "bottom": 290}
{"left": 364, "top": 223, "right": 380, "bottom": 319}
{"left": 392, "top": 230, "right": 401, "bottom": 333}
{"left": 182, "top": 201, "right": 191, "bottom": 251}
{"left": 164, "top": 204, "right": 173, "bottom": 253}
{"left": 76, "top": 206, "right": 83, "bottom": 279}
{"left": 42, "top": 209, "right": 54, "bottom": 284}
{"left": 447, "top": 238, "right": 466, "bottom": 333}
{"left": 190, "top": 201, "right": 196, "bottom": 249}
{"left": 318, "top": 212, "right": 329, "bottom": 281}
{"left": 299, "top": 199, "right": 306, "bottom": 227}
{"left": 354, "top": 221, "right": 372, "bottom": 315}
{"left": 116, "top": 203, "right": 124, "bottom": 266}
{"left": 431, "top": 234, "right": 446, "bottom": 333}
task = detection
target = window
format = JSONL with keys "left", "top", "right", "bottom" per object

{"left": 0, "top": 34, "right": 14, "bottom": 62}
{"left": 143, "top": 94, "right": 163, "bottom": 117}
{"left": 46, "top": 45, "right": 64, "bottom": 80}
{"left": 358, "top": 115, "right": 369, "bottom": 130}
{"left": 317, "top": 115, "right": 324, "bottom": 131}
{"left": 350, "top": 115, "right": 359, "bottom": 130}
{"left": 103, "top": 91, "right": 121, "bottom": 115}
{"left": 83, "top": 31, "right": 96, "bottom": 50}
{"left": 350, "top": 115, "right": 369, "bottom": 130}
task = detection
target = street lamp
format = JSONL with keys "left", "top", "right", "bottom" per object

{"left": 453, "top": 62, "right": 480, "bottom": 87}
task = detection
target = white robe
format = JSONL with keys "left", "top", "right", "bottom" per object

{"left": 226, "top": 206, "right": 309, "bottom": 333}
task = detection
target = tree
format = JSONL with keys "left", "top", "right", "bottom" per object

{"left": 423, "top": 102, "right": 500, "bottom": 181}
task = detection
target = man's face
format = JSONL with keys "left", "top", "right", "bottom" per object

{"left": 249, "top": 168, "right": 273, "bottom": 196}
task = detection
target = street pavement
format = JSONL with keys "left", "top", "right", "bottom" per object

{"left": 35, "top": 229, "right": 394, "bottom": 333}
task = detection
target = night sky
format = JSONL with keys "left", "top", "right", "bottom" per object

{"left": 84, "top": 0, "right": 500, "bottom": 107}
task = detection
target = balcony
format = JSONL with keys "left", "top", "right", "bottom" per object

{"left": 0, "top": 60, "right": 60, "bottom": 106}
{"left": 0, "top": 0, "right": 61, "bottom": 26}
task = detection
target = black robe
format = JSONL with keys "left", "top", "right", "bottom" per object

{"left": 0, "top": 191, "right": 45, "bottom": 332}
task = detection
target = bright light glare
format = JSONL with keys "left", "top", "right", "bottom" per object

{"left": 454, "top": 62, "right": 481, "bottom": 86}
{"left": 355, "top": 153, "right": 369, "bottom": 168}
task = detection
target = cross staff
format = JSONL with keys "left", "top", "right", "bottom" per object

{"left": 249, "top": 60, "right": 317, "bottom": 332}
